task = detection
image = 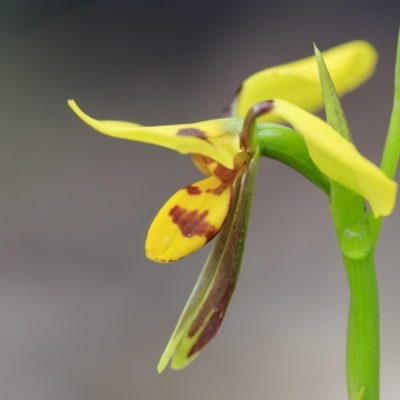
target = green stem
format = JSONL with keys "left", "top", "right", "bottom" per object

{"left": 257, "top": 123, "right": 330, "bottom": 194}
{"left": 369, "top": 29, "right": 400, "bottom": 248}
{"left": 329, "top": 183, "right": 378, "bottom": 400}
{"left": 344, "top": 252, "right": 379, "bottom": 400}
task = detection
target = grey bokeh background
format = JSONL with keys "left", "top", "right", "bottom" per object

{"left": 2, "top": 1, "right": 400, "bottom": 399}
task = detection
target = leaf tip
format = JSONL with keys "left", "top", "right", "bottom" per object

{"left": 157, "top": 356, "right": 169, "bottom": 373}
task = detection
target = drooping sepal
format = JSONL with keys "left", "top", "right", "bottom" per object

{"left": 157, "top": 150, "right": 260, "bottom": 371}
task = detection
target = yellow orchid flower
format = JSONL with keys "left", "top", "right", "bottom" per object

{"left": 155, "top": 98, "right": 396, "bottom": 372}
{"left": 69, "top": 95, "right": 394, "bottom": 263}
{"left": 68, "top": 41, "right": 381, "bottom": 263}
{"left": 68, "top": 96, "right": 396, "bottom": 372}
{"left": 68, "top": 40, "right": 396, "bottom": 371}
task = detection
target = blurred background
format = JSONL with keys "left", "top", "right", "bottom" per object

{"left": 1, "top": 1, "right": 400, "bottom": 399}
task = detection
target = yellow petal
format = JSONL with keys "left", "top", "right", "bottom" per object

{"left": 231, "top": 41, "right": 377, "bottom": 120}
{"left": 264, "top": 99, "right": 397, "bottom": 217}
{"left": 68, "top": 100, "right": 241, "bottom": 169}
{"left": 146, "top": 175, "right": 233, "bottom": 262}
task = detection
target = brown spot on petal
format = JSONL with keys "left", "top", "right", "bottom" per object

{"left": 169, "top": 206, "right": 218, "bottom": 241}
{"left": 212, "top": 154, "right": 249, "bottom": 184}
{"left": 177, "top": 128, "right": 208, "bottom": 140}
{"left": 186, "top": 185, "right": 202, "bottom": 195}
{"left": 213, "top": 163, "right": 239, "bottom": 183}
{"left": 206, "top": 183, "right": 229, "bottom": 196}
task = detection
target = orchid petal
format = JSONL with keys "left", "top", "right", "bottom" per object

{"left": 68, "top": 100, "right": 241, "bottom": 169}
{"left": 264, "top": 99, "right": 397, "bottom": 217}
{"left": 158, "top": 151, "right": 260, "bottom": 371}
{"left": 229, "top": 41, "right": 377, "bottom": 120}
{"left": 146, "top": 175, "right": 233, "bottom": 262}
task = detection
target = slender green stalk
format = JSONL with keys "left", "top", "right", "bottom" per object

{"left": 329, "top": 184, "right": 378, "bottom": 400}
{"left": 369, "top": 29, "right": 400, "bottom": 247}
{"left": 344, "top": 252, "right": 379, "bottom": 400}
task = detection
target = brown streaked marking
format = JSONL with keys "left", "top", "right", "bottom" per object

{"left": 187, "top": 279, "right": 234, "bottom": 358}
{"left": 187, "top": 312, "right": 222, "bottom": 357}
{"left": 213, "top": 163, "right": 238, "bottom": 183}
{"left": 169, "top": 206, "right": 218, "bottom": 241}
{"left": 213, "top": 154, "right": 249, "bottom": 184}
{"left": 188, "top": 265, "right": 231, "bottom": 339}
{"left": 186, "top": 207, "right": 242, "bottom": 357}
{"left": 177, "top": 128, "right": 208, "bottom": 141}
{"left": 206, "top": 183, "right": 229, "bottom": 196}
{"left": 186, "top": 185, "right": 202, "bottom": 195}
